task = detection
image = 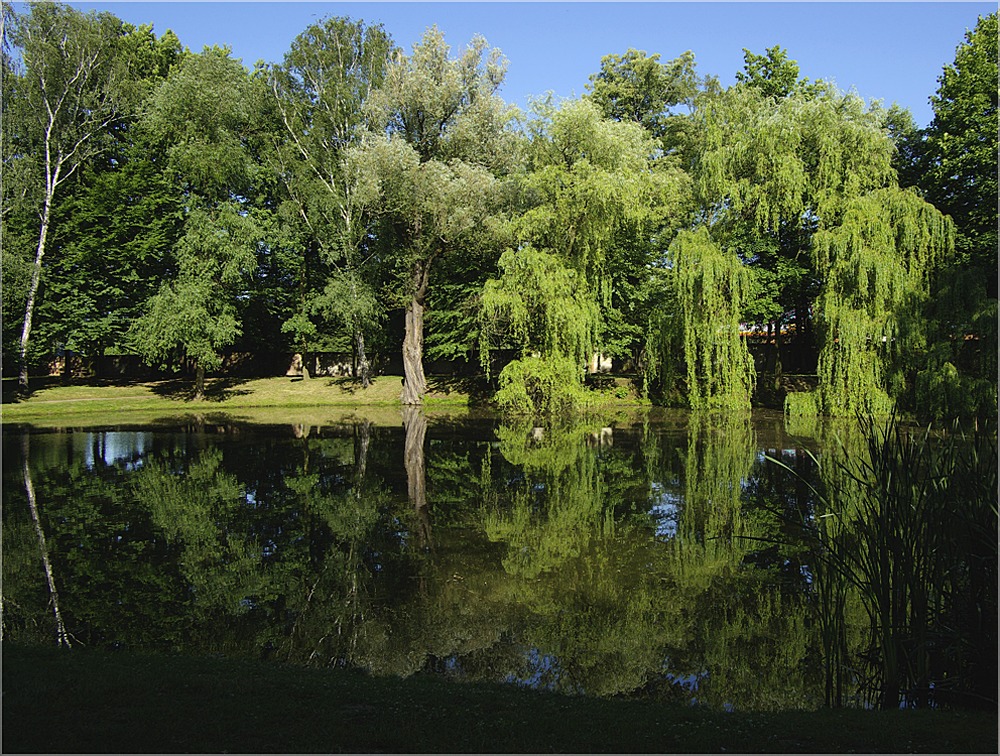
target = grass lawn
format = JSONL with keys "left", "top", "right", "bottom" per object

{"left": 1, "top": 373, "right": 646, "bottom": 427}
{"left": 0, "top": 374, "right": 488, "bottom": 427}
{"left": 3, "top": 644, "right": 996, "bottom": 754}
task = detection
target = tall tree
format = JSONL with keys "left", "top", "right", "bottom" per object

{"left": 911, "top": 13, "right": 998, "bottom": 422}
{"left": 360, "top": 27, "right": 519, "bottom": 404}
{"left": 480, "top": 98, "right": 688, "bottom": 413}
{"left": 684, "top": 83, "right": 952, "bottom": 415}
{"left": 919, "top": 13, "right": 998, "bottom": 293}
{"left": 130, "top": 47, "right": 270, "bottom": 398}
{"left": 268, "top": 16, "right": 394, "bottom": 386}
{"left": 31, "top": 23, "right": 184, "bottom": 368}
{"left": 5, "top": 2, "right": 130, "bottom": 390}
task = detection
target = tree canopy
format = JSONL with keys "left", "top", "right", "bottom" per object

{"left": 2, "top": 2, "right": 994, "bottom": 423}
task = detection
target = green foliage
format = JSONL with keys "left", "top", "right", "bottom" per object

{"left": 909, "top": 13, "right": 998, "bottom": 422}
{"left": 355, "top": 26, "right": 518, "bottom": 401}
{"left": 267, "top": 16, "right": 394, "bottom": 359}
{"left": 310, "top": 269, "right": 384, "bottom": 345}
{"left": 586, "top": 48, "right": 700, "bottom": 145}
{"left": 129, "top": 273, "right": 239, "bottom": 374}
{"left": 143, "top": 46, "right": 265, "bottom": 201}
{"left": 486, "top": 98, "right": 687, "bottom": 408}
{"left": 516, "top": 98, "right": 676, "bottom": 287}
{"left": 480, "top": 246, "right": 600, "bottom": 371}
{"left": 367, "top": 26, "right": 519, "bottom": 168}
{"left": 0, "top": 3, "right": 989, "bottom": 424}
{"left": 130, "top": 205, "right": 262, "bottom": 373}
{"left": 646, "top": 227, "right": 755, "bottom": 410}
{"left": 735, "top": 45, "right": 825, "bottom": 100}
{"left": 131, "top": 46, "right": 272, "bottom": 383}
{"left": 696, "top": 86, "right": 893, "bottom": 233}
{"left": 919, "top": 13, "right": 998, "bottom": 285}
{"left": 36, "top": 139, "right": 183, "bottom": 359}
{"left": 812, "top": 187, "right": 953, "bottom": 416}
{"left": 4, "top": 2, "right": 142, "bottom": 385}
{"left": 691, "top": 82, "right": 956, "bottom": 416}
{"left": 494, "top": 355, "right": 593, "bottom": 416}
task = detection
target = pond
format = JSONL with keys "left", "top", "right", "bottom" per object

{"left": 2, "top": 409, "right": 994, "bottom": 712}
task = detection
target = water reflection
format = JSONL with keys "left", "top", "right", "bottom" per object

{"left": 2, "top": 410, "right": 993, "bottom": 711}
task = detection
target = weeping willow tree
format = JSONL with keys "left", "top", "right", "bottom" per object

{"left": 479, "top": 246, "right": 601, "bottom": 414}
{"left": 480, "top": 98, "right": 686, "bottom": 414}
{"left": 645, "top": 228, "right": 756, "bottom": 410}
{"left": 679, "top": 83, "right": 953, "bottom": 416}
{"left": 812, "top": 188, "right": 953, "bottom": 416}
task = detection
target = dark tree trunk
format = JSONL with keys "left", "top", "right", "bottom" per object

{"left": 355, "top": 328, "right": 371, "bottom": 389}
{"left": 194, "top": 363, "right": 206, "bottom": 401}
{"left": 401, "top": 260, "right": 431, "bottom": 405}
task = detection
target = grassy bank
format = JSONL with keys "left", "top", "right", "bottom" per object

{"left": 1, "top": 374, "right": 646, "bottom": 427}
{"left": 3, "top": 645, "right": 995, "bottom": 754}
{"left": 0, "top": 375, "right": 482, "bottom": 427}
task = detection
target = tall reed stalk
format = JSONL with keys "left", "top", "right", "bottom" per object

{"left": 773, "top": 412, "right": 997, "bottom": 709}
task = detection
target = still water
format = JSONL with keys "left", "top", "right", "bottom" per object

{"left": 0, "top": 409, "right": 954, "bottom": 711}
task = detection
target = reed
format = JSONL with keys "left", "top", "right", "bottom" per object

{"left": 773, "top": 412, "right": 997, "bottom": 710}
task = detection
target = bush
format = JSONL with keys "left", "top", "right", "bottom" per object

{"left": 495, "top": 355, "right": 591, "bottom": 416}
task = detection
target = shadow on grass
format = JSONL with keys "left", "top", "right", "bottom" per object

{"left": 148, "top": 377, "right": 254, "bottom": 403}
{"left": 427, "top": 374, "right": 495, "bottom": 406}
{"left": 2, "top": 375, "right": 157, "bottom": 404}
{"left": 1, "top": 377, "right": 29, "bottom": 404}
{"left": 322, "top": 375, "right": 377, "bottom": 394}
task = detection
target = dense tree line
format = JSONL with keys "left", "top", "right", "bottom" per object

{"left": 2, "top": 3, "right": 995, "bottom": 419}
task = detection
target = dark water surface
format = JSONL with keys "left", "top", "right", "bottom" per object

{"left": 0, "top": 409, "right": 962, "bottom": 711}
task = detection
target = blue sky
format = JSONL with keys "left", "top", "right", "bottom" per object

{"left": 71, "top": 2, "right": 993, "bottom": 127}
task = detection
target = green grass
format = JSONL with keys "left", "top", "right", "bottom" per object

{"left": 0, "top": 375, "right": 478, "bottom": 426}
{"left": 1, "top": 373, "right": 646, "bottom": 427}
{"left": 3, "top": 645, "right": 995, "bottom": 754}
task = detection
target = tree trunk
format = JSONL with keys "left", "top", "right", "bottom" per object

{"left": 194, "top": 362, "right": 206, "bottom": 401}
{"left": 401, "top": 261, "right": 430, "bottom": 405}
{"left": 355, "top": 328, "right": 371, "bottom": 389}
{"left": 402, "top": 406, "right": 431, "bottom": 550}
{"left": 18, "top": 195, "right": 54, "bottom": 393}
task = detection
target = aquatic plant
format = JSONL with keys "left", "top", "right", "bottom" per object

{"left": 772, "top": 412, "right": 997, "bottom": 709}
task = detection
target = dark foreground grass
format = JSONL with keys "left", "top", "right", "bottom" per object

{"left": 3, "top": 645, "right": 996, "bottom": 754}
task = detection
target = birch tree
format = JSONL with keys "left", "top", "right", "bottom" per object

{"left": 6, "top": 2, "right": 128, "bottom": 391}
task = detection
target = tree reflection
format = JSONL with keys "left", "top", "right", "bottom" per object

{"left": 12, "top": 415, "right": 954, "bottom": 711}
{"left": 402, "top": 407, "right": 431, "bottom": 550}
{"left": 19, "top": 434, "right": 72, "bottom": 647}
